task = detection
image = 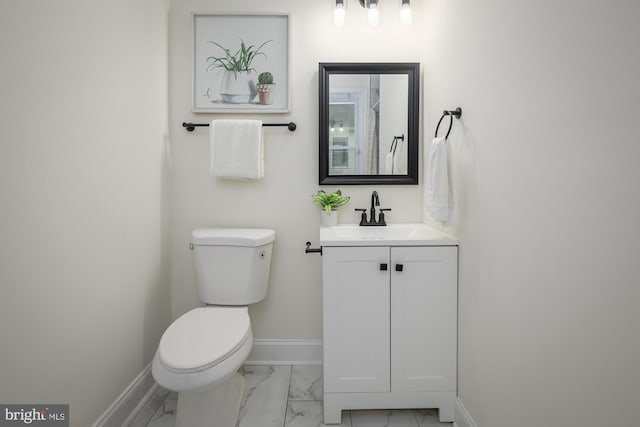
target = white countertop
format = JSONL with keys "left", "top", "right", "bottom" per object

{"left": 320, "top": 223, "right": 458, "bottom": 247}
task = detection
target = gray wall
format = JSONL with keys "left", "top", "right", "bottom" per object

{"left": 424, "top": 1, "right": 640, "bottom": 426}
{"left": 169, "top": 0, "right": 429, "bottom": 339}
{"left": 0, "top": 1, "right": 171, "bottom": 426}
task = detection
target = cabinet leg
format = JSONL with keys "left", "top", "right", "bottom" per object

{"left": 439, "top": 402, "right": 455, "bottom": 422}
{"left": 322, "top": 400, "right": 343, "bottom": 424}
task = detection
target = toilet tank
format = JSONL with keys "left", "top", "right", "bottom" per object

{"left": 191, "top": 228, "right": 275, "bottom": 305}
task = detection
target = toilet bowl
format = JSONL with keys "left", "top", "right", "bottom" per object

{"left": 151, "top": 228, "right": 275, "bottom": 427}
{"left": 152, "top": 307, "right": 252, "bottom": 392}
{"left": 152, "top": 307, "right": 252, "bottom": 427}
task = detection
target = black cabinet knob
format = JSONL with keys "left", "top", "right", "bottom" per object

{"left": 395, "top": 264, "right": 404, "bottom": 272}
{"left": 380, "top": 263, "right": 388, "bottom": 271}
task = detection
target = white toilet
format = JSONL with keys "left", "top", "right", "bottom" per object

{"left": 152, "top": 228, "right": 275, "bottom": 427}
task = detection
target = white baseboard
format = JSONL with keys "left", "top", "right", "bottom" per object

{"left": 245, "top": 339, "right": 322, "bottom": 365}
{"left": 452, "top": 397, "right": 478, "bottom": 427}
{"left": 91, "top": 364, "right": 156, "bottom": 427}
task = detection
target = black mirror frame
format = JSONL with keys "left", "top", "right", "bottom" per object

{"left": 319, "top": 62, "right": 420, "bottom": 185}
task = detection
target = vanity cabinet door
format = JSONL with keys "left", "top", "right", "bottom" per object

{"left": 323, "top": 246, "right": 391, "bottom": 393}
{"left": 390, "top": 246, "right": 458, "bottom": 392}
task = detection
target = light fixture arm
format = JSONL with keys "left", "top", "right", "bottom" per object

{"left": 359, "top": 0, "right": 412, "bottom": 8}
{"left": 359, "top": 0, "right": 378, "bottom": 7}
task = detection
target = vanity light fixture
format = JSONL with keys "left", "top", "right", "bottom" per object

{"left": 333, "top": 0, "right": 412, "bottom": 27}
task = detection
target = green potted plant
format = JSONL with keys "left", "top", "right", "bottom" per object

{"left": 312, "top": 189, "right": 350, "bottom": 226}
{"left": 206, "top": 38, "right": 271, "bottom": 103}
{"left": 257, "top": 71, "right": 275, "bottom": 105}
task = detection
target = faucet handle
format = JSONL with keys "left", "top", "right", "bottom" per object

{"left": 355, "top": 208, "right": 367, "bottom": 225}
{"left": 378, "top": 209, "right": 392, "bottom": 226}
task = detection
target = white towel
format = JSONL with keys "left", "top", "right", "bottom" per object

{"left": 393, "top": 138, "right": 406, "bottom": 174}
{"left": 424, "top": 136, "right": 458, "bottom": 226}
{"left": 209, "top": 119, "right": 263, "bottom": 179}
{"left": 384, "top": 152, "right": 394, "bottom": 174}
{"left": 384, "top": 137, "right": 405, "bottom": 175}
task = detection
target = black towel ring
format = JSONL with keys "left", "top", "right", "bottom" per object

{"left": 434, "top": 107, "right": 462, "bottom": 139}
{"left": 390, "top": 137, "right": 398, "bottom": 155}
{"left": 389, "top": 134, "right": 404, "bottom": 155}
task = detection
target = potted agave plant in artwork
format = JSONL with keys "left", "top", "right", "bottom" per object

{"left": 256, "top": 71, "right": 275, "bottom": 105}
{"left": 206, "top": 38, "right": 271, "bottom": 103}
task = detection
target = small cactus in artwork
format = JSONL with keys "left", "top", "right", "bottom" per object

{"left": 256, "top": 72, "right": 275, "bottom": 105}
{"left": 258, "top": 72, "right": 274, "bottom": 84}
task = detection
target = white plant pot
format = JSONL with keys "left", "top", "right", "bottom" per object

{"left": 219, "top": 70, "right": 257, "bottom": 103}
{"left": 320, "top": 210, "right": 338, "bottom": 227}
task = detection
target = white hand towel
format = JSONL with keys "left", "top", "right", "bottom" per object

{"left": 424, "top": 136, "right": 458, "bottom": 226}
{"left": 384, "top": 152, "right": 394, "bottom": 174}
{"left": 393, "top": 138, "right": 406, "bottom": 174}
{"left": 209, "top": 119, "right": 263, "bottom": 179}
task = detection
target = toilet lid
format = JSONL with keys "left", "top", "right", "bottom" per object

{"left": 158, "top": 307, "right": 251, "bottom": 373}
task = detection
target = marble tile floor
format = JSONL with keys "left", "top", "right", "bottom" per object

{"left": 129, "top": 365, "right": 453, "bottom": 427}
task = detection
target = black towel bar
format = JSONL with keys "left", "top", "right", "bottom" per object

{"left": 182, "top": 122, "right": 297, "bottom": 132}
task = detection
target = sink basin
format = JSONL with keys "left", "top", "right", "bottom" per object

{"left": 320, "top": 223, "right": 458, "bottom": 246}
{"left": 333, "top": 224, "right": 423, "bottom": 239}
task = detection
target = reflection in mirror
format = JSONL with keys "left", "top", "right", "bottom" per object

{"left": 328, "top": 74, "right": 408, "bottom": 176}
{"left": 319, "top": 63, "right": 419, "bottom": 185}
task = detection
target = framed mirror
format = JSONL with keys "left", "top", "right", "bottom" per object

{"left": 319, "top": 62, "right": 419, "bottom": 185}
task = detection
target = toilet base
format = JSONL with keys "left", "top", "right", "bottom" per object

{"left": 175, "top": 372, "right": 245, "bottom": 427}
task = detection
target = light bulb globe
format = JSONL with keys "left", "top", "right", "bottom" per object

{"left": 400, "top": 4, "right": 412, "bottom": 26}
{"left": 334, "top": 4, "right": 345, "bottom": 27}
{"left": 367, "top": 4, "right": 380, "bottom": 26}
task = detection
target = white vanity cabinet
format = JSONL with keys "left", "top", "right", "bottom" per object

{"left": 321, "top": 243, "right": 457, "bottom": 424}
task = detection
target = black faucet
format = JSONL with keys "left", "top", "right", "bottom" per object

{"left": 355, "top": 191, "right": 391, "bottom": 226}
{"left": 370, "top": 191, "right": 380, "bottom": 223}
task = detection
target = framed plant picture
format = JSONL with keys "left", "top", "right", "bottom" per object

{"left": 192, "top": 13, "right": 291, "bottom": 113}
